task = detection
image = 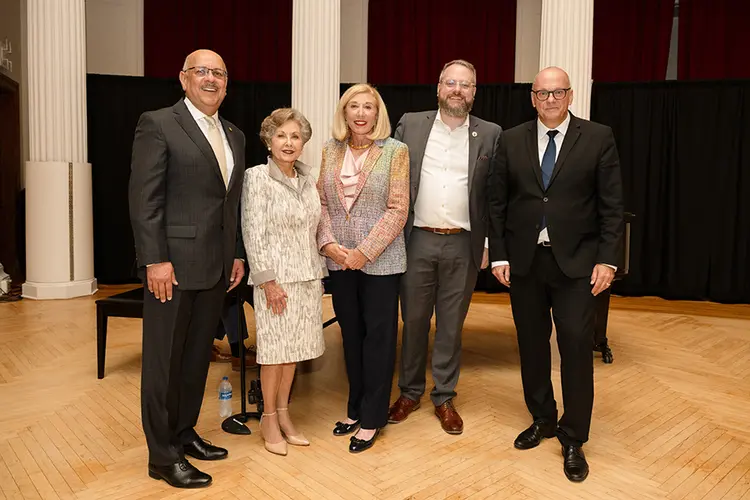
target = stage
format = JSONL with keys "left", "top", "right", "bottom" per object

{"left": 1, "top": 287, "right": 749, "bottom": 499}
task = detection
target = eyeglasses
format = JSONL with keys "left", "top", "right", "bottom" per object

{"left": 531, "top": 88, "right": 571, "bottom": 101}
{"left": 184, "top": 66, "right": 228, "bottom": 79}
{"left": 440, "top": 79, "right": 475, "bottom": 90}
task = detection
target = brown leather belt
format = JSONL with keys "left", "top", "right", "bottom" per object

{"left": 418, "top": 226, "right": 465, "bottom": 235}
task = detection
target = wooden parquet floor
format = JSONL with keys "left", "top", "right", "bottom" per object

{"left": 1, "top": 286, "right": 750, "bottom": 499}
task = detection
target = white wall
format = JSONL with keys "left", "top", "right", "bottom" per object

{"left": 340, "top": 0, "right": 368, "bottom": 83}
{"left": 85, "top": 0, "right": 143, "bottom": 76}
{"left": 515, "top": 0, "right": 542, "bottom": 83}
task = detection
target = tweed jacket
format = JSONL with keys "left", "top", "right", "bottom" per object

{"left": 241, "top": 159, "right": 326, "bottom": 286}
{"left": 316, "top": 137, "right": 410, "bottom": 275}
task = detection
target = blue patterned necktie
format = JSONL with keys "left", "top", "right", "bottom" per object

{"left": 541, "top": 130, "right": 558, "bottom": 189}
{"left": 540, "top": 130, "right": 558, "bottom": 230}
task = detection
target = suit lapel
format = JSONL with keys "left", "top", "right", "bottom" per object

{"left": 526, "top": 121, "right": 544, "bottom": 191}
{"left": 411, "top": 113, "right": 436, "bottom": 199}
{"left": 549, "top": 115, "right": 581, "bottom": 187}
{"left": 221, "top": 117, "right": 244, "bottom": 191}
{"left": 350, "top": 142, "right": 383, "bottom": 205}
{"left": 331, "top": 142, "right": 348, "bottom": 210}
{"left": 172, "top": 100, "right": 224, "bottom": 186}
{"left": 467, "top": 116, "right": 480, "bottom": 194}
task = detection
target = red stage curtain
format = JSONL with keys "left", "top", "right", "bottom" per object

{"left": 678, "top": 0, "right": 750, "bottom": 80}
{"left": 592, "top": 0, "right": 674, "bottom": 82}
{"left": 144, "top": 0, "right": 292, "bottom": 82}
{"left": 367, "top": 0, "right": 517, "bottom": 85}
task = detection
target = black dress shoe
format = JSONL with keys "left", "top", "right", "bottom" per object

{"left": 514, "top": 420, "right": 557, "bottom": 450}
{"left": 562, "top": 445, "right": 589, "bottom": 482}
{"left": 349, "top": 428, "right": 380, "bottom": 453}
{"left": 183, "top": 438, "right": 228, "bottom": 461}
{"left": 333, "top": 420, "right": 360, "bottom": 436}
{"left": 148, "top": 459, "right": 212, "bottom": 488}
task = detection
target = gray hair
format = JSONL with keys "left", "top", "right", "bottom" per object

{"left": 259, "top": 108, "right": 313, "bottom": 147}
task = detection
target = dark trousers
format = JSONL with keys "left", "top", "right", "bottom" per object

{"left": 594, "top": 288, "right": 611, "bottom": 346}
{"left": 329, "top": 270, "right": 400, "bottom": 429}
{"left": 214, "top": 290, "right": 249, "bottom": 345}
{"left": 398, "top": 229, "right": 478, "bottom": 406}
{"left": 509, "top": 246, "right": 595, "bottom": 447}
{"left": 141, "top": 276, "right": 226, "bottom": 465}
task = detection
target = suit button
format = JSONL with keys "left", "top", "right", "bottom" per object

{"left": 543, "top": 197, "right": 549, "bottom": 202}
{"left": 220, "top": 224, "right": 224, "bottom": 230}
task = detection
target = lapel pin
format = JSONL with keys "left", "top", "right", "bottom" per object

{"left": 472, "top": 131, "right": 478, "bottom": 138}
{"left": 228, "top": 127, "right": 233, "bottom": 132}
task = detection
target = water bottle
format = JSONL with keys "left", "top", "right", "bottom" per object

{"left": 218, "top": 376, "right": 233, "bottom": 418}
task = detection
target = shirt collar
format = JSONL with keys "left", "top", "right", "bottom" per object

{"left": 436, "top": 110, "right": 470, "bottom": 129}
{"left": 537, "top": 112, "right": 571, "bottom": 141}
{"left": 184, "top": 97, "right": 219, "bottom": 124}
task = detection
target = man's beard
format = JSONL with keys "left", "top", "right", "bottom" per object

{"left": 438, "top": 94, "right": 473, "bottom": 118}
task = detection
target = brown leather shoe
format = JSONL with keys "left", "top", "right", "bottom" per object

{"left": 211, "top": 345, "right": 231, "bottom": 363}
{"left": 434, "top": 400, "right": 463, "bottom": 435}
{"left": 387, "top": 396, "right": 420, "bottom": 424}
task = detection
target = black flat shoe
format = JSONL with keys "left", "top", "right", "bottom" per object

{"left": 333, "top": 420, "right": 360, "bottom": 436}
{"left": 183, "top": 438, "right": 228, "bottom": 461}
{"left": 148, "top": 459, "right": 212, "bottom": 488}
{"left": 349, "top": 428, "right": 380, "bottom": 453}
{"left": 514, "top": 420, "right": 557, "bottom": 450}
{"left": 562, "top": 445, "right": 589, "bottom": 482}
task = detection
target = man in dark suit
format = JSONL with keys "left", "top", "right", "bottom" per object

{"left": 388, "top": 60, "right": 502, "bottom": 434}
{"left": 488, "top": 67, "right": 623, "bottom": 482}
{"left": 129, "top": 49, "right": 246, "bottom": 489}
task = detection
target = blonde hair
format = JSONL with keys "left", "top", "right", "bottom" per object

{"left": 259, "top": 108, "right": 312, "bottom": 148}
{"left": 331, "top": 83, "right": 391, "bottom": 142}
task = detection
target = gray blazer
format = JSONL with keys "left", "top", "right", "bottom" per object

{"left": 129, "top": 99, "right": 245, "bottom": 290}
{"left": 394, "top": 111, "right": 502, "bottom": 270}
{"left": 242, "top": 159, "right": 326, "bottom": 285}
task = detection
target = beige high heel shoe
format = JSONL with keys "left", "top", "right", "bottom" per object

{"left": 260, "top": 412, "right": 288, "bottom": 456}
{"left": 278, "top": 408, "right": 310, "bottom": 446}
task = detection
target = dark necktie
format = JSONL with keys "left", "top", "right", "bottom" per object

{"left": 541, "top": 129, "right": 558, "bottom": 189}
{"left": 541, "top": 130, "right": 558, "bottom": 230}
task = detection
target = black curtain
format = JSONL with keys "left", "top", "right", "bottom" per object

{"left": 342, "top": 83, "right": 537, "bottom": 291}
{"left": 87, "top": 74, "right": 291, "bottom": 284}
{"left": 592, "top": 80, "right": 750, "bottom": 303}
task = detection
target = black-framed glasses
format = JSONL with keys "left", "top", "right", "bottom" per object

{"left": 184, "top": 66, "right": 228, "bottom": 79}
{"left": 440, "top": 79, "right": 476, "bottom": 90}
{"left": 531, "top": 88, "right": 571, "bottom": 101}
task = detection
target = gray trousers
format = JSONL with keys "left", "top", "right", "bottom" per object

{"left": 398, "top": 228, "right": 478, "bottom": 406}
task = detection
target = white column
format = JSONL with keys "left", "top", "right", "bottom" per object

{"left": 23, "top": 0, "right": 96, "bottom": 299}
{"left": 340, "top": 0, "right": 368, "bottom": 84}
{"left": 292, "top": 0, "right": 340, "bottom": 179}
{"left": 539, "top": 0, "right": 594, "bottom": 119}
{"left": 515, "top": 0, "right": 542, "bottom": 83}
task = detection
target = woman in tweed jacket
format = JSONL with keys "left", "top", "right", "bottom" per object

{"left": 317, "top": 83, "right": 409, "bottom": 453}
{"left": 242, "top": 108, "right": 326, "bottom": 456}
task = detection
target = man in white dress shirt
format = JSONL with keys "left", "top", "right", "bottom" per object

{"left": 387, "top": 60, "right": 502, "bottom": 434}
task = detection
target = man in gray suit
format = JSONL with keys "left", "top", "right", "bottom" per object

{"left": 388, "top": 60, "right": 502, "bottom": 434}
{"left": 129, "top": 49, "right": 245, "bottom": 489}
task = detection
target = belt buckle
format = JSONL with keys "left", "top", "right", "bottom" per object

{"left": 434, "top": 228, "right": 449, "bottom": 235}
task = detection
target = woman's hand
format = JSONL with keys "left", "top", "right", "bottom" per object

{"left": 344, "top": 248, "right": 368, "bottom": 270}
{"left": 323, "top": 243, "right": 350, "bottom": 268}
{"left": 262, "top": 280, "right": 288, "bottom": 315}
